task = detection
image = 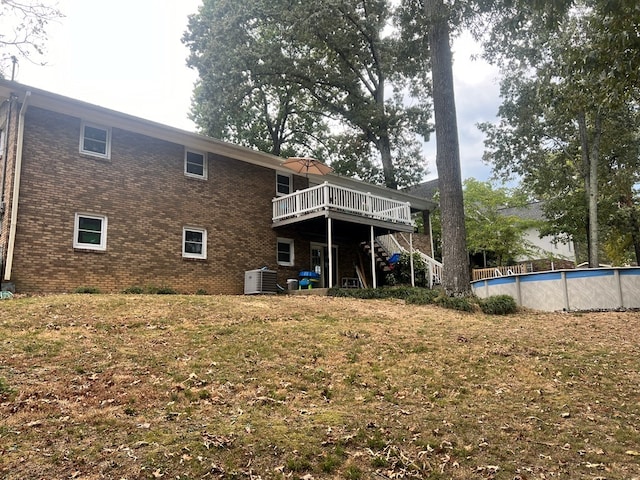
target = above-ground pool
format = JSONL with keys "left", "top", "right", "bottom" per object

{"left": 472, "top": 267, "right": 640, "bottom": 311}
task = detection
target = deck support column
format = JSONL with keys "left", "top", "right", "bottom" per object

{"left": 410, "top": 232, "right": 415, "bottom": 287}
{"left": 370, "top": 225, "right": 377, "bottom": 289}
{"left": 327, "top": 217, "right": 333, "bottom": 288}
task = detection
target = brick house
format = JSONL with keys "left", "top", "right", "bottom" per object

{"left": 0, "top": 80, "right": 436, "bottom": 294}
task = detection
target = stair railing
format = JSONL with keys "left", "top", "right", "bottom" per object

{"left": 376, "top": 234, "right": 443, "bottom": 288}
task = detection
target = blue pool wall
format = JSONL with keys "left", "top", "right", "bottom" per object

{"left": 471, "top": 267, "right": 640, "bottom": 311}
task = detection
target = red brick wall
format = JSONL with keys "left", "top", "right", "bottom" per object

{"left": 8, "top": 107, "right": 304, "bottom": 293}
{"left": 5, "top": 106, "right": 391, "bottom": 294}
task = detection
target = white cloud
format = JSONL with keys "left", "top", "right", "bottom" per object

{"left": 423, "top": 33, "right": 501, "bottom": 182}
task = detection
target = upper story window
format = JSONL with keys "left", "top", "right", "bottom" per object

{"left": 74, "top": 213, "right": 107, "bottom": 251}
{"left": 276, "top": 172, "right": 292, "bottom": 196}
{"left": 185, "top": 149, "right": 207, "bottom": 179}
{"left": 80, "top": 122, "right": 111, "bottom": 159}
{"left": 183, "top": 227, "right": 207, "bottom": 259}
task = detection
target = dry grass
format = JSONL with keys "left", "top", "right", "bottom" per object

{"left": 0, "top": 294, "right": 639, "bottom": 480}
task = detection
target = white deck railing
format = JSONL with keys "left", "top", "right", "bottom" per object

{"left": 272, "top": 182, "right": 413, "bottom": 226}
{"left": 377, "top": 233, "right": 443, "bottom": 288}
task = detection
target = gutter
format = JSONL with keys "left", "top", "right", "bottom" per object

{"left": 3, "top": 91, "right": 30, "bottom": 282}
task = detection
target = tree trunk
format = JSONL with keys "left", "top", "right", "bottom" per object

{"left": 425, "top": 0, "right": 470, "bottom": 295}
{"left": 578, "top": 111, "right": 600, "bottom": 268}
{"left": 377, "top": 134, "right": 398, "bottom": 190}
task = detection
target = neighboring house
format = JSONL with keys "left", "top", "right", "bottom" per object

{"left": 497, "top": 202, "right": 576, "bottom": 268}
{"left": 407, "top": 180, "right": 576, "bottom": 270}
{"left": 0, "top": 80, "right": 436, "bottom": 294}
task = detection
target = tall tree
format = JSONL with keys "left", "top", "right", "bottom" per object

{"left": 0, "top": 0, "right": 62, "bottom": 77}
{"left": 423, "top": 0, "right": 470, "bottom": 295}
{"left": 184, "top": 0, "right": 432, "bottom": 189}
{"left": 480, "top": 1, "right": 639, "bottom": 267}
{"left": 463, "top": 178, "right": 537, "bottom": 266}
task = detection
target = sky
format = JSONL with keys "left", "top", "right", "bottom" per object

{"left": 15, "top": 0, "right": 502, "bottom": 183}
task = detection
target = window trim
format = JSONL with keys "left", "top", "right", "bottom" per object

{"left": 73, "top": 213, "right": 108, "bottom": 251}
{"left": 277, "top": 237, "right": 295, "bottom": 266}
{"left": 276, "top": 172, "right": 292, "bottom": 196}
{"left": 183, "top": 226, "right": 207, "bottom": 259}
{"left": 79, "top": 121, "right": 111, "bottom": 159}
{"left": 184, "top": 149, "right": 207, "bottom": 179}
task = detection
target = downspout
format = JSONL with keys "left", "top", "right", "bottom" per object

{"left": 3, "top": 91, "right": 31, "bottom": 283}
{"left": 1, "top": 96, "right": 15, "bottom": 205}
{"left": 0, "top": 97, "right": 13, "bottom": 286}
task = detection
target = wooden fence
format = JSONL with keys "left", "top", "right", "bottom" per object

{"left": 472, "top": 264, "right": 528, "bottom": 281}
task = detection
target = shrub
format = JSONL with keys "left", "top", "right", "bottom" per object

{"left": 405, "top": 289, "right": 439, "bottom": 305}
{"left": 386, "top": 252, "right": 430, "bottom": 287}
{"left": 74, "top": 286, "right": 100, "bottom": 294}
{"left": 329, "top": 286, "right": 434, "bottom": 301}
{"left": 155, "top": 286, "right": 177, "bottom": 295}
{"left": 123, "top": 286, "right": 144, "bottom": 294}
{"left": 480, "top": 295, "right": 518, "bottom": 315}
{"left": 435, "top": 295, "right": 475, "bottom": 312}
{"left": 195, "top": 289, "right": 208, "bottom": 295}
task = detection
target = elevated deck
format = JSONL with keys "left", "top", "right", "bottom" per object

{"left": 272, "top": 182, "right": 414, "bottom": 232}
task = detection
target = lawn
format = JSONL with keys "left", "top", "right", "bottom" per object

{"left": 0, "top": 294, "right": 639, "bottom": 479}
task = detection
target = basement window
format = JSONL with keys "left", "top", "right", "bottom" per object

{"left": 74, "top": 214, "right": 107, "bottom": 251}
{"left": 80, "top": 122, "right": 111, "bottom": 159}
{"left": 185, "top": 149, "right": 207, "bottom": 179}
{"left": 277, "top": 238, "right": 294, "bottom": 266}
{"left": 183, "top": 227, "right": 207, "bottom": 259}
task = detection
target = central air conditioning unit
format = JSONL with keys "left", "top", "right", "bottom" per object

{"left": 244, "top": 269, "right": 278, "bottom": 295}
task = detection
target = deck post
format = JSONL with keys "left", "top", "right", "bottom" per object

{"left": 370, "top": 225, "right": 377, "bottom": 288}
{"left": 328, "top": 217, "right": 333, "bottom": 288}
{"left": 410, "top": 232, "right": 415, "bottom": 287}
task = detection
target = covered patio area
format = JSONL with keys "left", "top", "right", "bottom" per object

{"left": 273, "top": 181, "right": 435, "bottom": 289}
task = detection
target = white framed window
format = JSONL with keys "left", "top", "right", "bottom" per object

{"left": 183, "top": 227, "right": 207, "bottom": 259}
{"left": 80, "top": 121, "right": 111, "bottom": 159}
{"left": 276, "top": 172, "right": 292, "bottom": 196}
{"left": 277, "top": 238, "right": 294, "bottom": 266}
{"left": 74, "top": 213, "right": 107, "bottom": 251}
{"left": 185, "top": 149, "right": 207, "bottom": 179}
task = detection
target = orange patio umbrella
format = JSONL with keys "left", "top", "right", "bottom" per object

{"left": 282, "top": 157, "right": 333, "bottom": 176}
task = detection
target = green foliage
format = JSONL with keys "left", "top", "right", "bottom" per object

{"left": 435, "top": 295, "right": 476, "bottom": 312}
{"left": 431, "top": 179, "right": 539, "bottom": 267}
{"left": 463, "top": 178, "right": 539, "bottom": 266}
{"left": 480, "top": 0, "right": 640, "bottom": 265}
{"left": 155, "top": 286, "right": 178, "bottom": 295}
{"left": 329, "top": 287, "right": 483, "bottom": 313}
{"left": 480, "top": 295, "right": 518, "bottom": 315}
{"left": 405, "top": 289, "right": 440, "bottom": 305}
{"left": 74, "top": 286, "right": 101, "bottom": 294}
{"left": 329, "top": 286, "right": 430, "bottom": 300}
{"left": 183, "top": 0, "right": 432, "bottom": 188}
{"left": 386, "top": 252, "right": 431, "bottom": 287}
{"left": 123, "top": 286, "right": 144, "bottom": 294}
{"left": 126, "top": 285, "right": 180, "bottom": 295}
{"left": 345, "top": 464, "right": 363, "bottom": 480}
{"left": 0, "top": 377, "right": 14, "bottom": 397}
